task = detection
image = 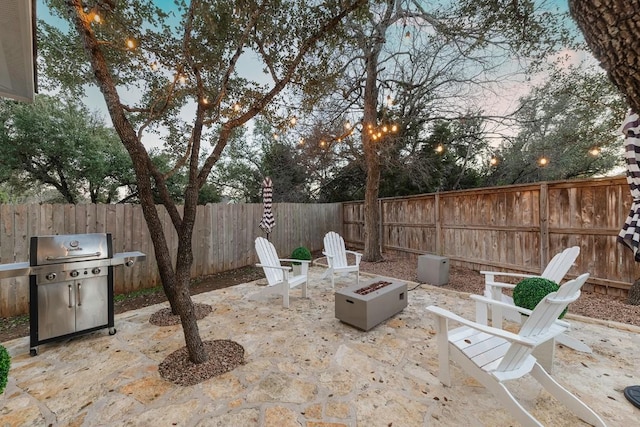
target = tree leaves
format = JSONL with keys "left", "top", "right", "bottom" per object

{"left": 0, "top": 95, "right": 134, "bottom": 203}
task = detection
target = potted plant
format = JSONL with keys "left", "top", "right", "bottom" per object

{"left": 513, "top": 277, "right": 568, "bottom": 319}
{"left": 0, "top": 344, "right": 10, "bottom": 395}
{"left": 290, "top": 246, "right": 312, "bottom": 276}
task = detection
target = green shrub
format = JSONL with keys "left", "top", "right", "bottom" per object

{"left": 513, "top": 277, "right": 567, "bottom": 319}
{"left": 0, "top": 344, "right": 10, "bottom": 394}
{"left": 291, "top": 247, "right": 312, "bottom": 265}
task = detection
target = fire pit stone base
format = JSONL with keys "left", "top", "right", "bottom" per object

{"left": 335, "top": 279, "right": 408, "bottom": 331}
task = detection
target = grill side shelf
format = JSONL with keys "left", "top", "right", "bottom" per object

{"left": 0, "top": 262, "right": 30, "bottom": 280}
{"left": 111, "top": 252, "right": 146, "bottom": 266}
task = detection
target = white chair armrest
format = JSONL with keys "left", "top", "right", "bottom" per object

{"left": 278, "top": 258, "right": 311, "bottom": 265}
{"left": 470, "top": 294, "right": 571, "bottom": 328}
{"left": 256, "top": 263, "right": 292, "bottom": 272}
{"left": 485, "top": 281, "right": 517, "bottom": 290}
{"left": 471, "top": 294, "right": 532, "bottom": 314}
{"left": 426, "top": 305, "right": 536, "bottom": 347}
{"left": 480, "top": 271, "right": 537, "bottom": 280}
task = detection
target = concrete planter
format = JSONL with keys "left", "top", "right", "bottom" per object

{"left": 335, "top": 279, "right": 408, "bottom": 331}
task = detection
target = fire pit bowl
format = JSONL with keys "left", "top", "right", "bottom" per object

{"left": 335, "top": 279, "right": 408, "bottom": 331}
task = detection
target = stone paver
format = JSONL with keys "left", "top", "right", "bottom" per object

{"left": 1, "top": 267, "right": 639, "bottom": 426}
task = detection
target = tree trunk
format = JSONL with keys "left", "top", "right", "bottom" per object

{"left": 363, "top": 143, "right": 382, "bottom": 262}
{"left": 359, "top": 0, "right": 396, "bottom": 262}
{"left": 568, "top": 0, "right": 640, "bottom": 113}
{"left": 362, "top": 47, "right": 383, "bottom": 262}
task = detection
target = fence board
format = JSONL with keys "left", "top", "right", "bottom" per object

{"left": 0, "top": 205, "right": 16, "bottom": 316}
{"left": 74, "top": 204, "right": 86, "bottom": 234}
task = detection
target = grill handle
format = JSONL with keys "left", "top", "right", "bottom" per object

{"left": 68, "top": 284, "right": 73, "bottom": 308}
{"left": 77, "top": 283, "right": 82, "bottom": 306}
{"left": 46, "top": 252, "right": 101, "bottom": 261}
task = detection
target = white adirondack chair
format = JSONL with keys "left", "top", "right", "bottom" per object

{"left": 322, "top": 231, "right": 362, "bottom": 289}
{"left": 479, "top": 246, "right": 590, "bottom": 354}
{"left": 427, "top": 273, "right": 606, "bottom": 427}
{"left": 253, "top": 237, "right": 309, "bottom": 308}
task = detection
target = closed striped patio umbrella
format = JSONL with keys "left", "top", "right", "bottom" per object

{"left": 259, "top": 177, "right": 275, "bottom": 239}
{"left": 618, "top": 110, "right": 640, "bottom": 261}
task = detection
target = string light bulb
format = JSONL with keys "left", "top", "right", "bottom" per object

{"left": 490, "top": 156, "right": 499, "bottom": 166}
{"left": 538, "top": 156, "right": 549, "bottom": 167}
{"left": 233, "top": 102, "right": 241, "bottom": 112}
{"left": 125, "top": 38, "right": 136, "bottom": 49}
{"left": 150, "top": 61, "right": 158, "bottom": 71}
{"left": 289, "top": 116, "right": 297, "bottom": 126}
{"left": 178, "top": 74, "right": 187, "bottom": 84}
{"left": 344, "top": 120, "right": 351, "bottom": 130}
{"left": 391, "top": 124, "right": 398, "bottom": 132}
{"left": 589, "top": 147, "right": 601, "bottom": 156}
{"left": 93, "top": 13, "right": 101, "bottom": 23}
{"left": 435, "top": 144, "right": 444, "bottom": 154}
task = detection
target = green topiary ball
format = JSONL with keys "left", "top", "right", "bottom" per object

{"left": 513, "top": 277, "right": 567, "bottom": 319}
{"left": 291, "top": 247, "right": 312, "bottom": 265}
{"left": 0, "top": 344, "right": 10, "bottom": 395}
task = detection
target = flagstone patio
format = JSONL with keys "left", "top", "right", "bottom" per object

{"left": 1, "top": 267, "right": 638, "bottom": 426}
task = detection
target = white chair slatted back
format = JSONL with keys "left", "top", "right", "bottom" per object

{"left": 324, "top": 231, "right": 348, "bottom": 268}
{"left": 496, "top": 273, "right": 589, "bottom": 372}
{"left": 255, "top": 237, "right": 283, "bottom": 286}
{"left": 541, "top": 246, "right": 580, "bottom": 284}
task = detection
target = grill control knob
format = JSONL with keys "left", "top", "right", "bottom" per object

{"left": 92, "top": 267, "right": 101, "bottom": 275}
{"left": 70, "top": 270, "right": 79, "bottom": 278}
{"left": 46, "top": 272, "right": 56, "bottom": 281}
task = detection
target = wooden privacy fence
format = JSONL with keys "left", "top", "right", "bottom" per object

{"left": 0, "top": 202, "right": 342, "bottom": 317}
{"left": 342, "top": 176, "right": 640, "bottom": 296}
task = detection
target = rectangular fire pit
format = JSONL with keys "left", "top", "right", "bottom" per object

{"left": 335, "top": 279, "right": 408, "bottom": 331}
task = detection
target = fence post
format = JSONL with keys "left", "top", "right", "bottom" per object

{"left": 539, "top": 182, "right": 549, "bottom": 266}
{"left": 435, "top": 192, "right": 441, "bottom": 255}
{"left": 378, "top": 199, "right": 383, "bottom": 254}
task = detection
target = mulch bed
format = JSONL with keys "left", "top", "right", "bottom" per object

{"left": 149, "top": 303, "right": 213, "bottom": 326}
{"left": 158, "top": 339, "right": 245, "bottom": 386}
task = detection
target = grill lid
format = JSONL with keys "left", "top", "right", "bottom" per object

{"left": 30, "top": 233, "right": 113, "bottom": 266}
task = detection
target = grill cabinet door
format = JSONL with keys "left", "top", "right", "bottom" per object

{"left": 38, "top": 281, "right": 76, "bottom": 341}
{"left": 74, "top": 275, "right": 109, "bottom": 332}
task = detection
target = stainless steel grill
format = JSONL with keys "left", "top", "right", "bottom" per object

{"left": 0, "top": 233, "right": 145, "bottom": 356}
